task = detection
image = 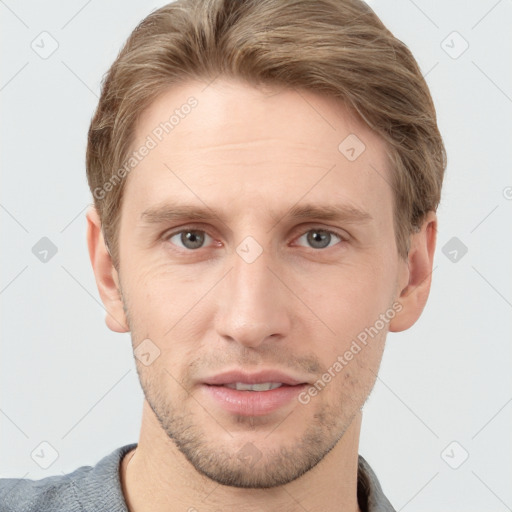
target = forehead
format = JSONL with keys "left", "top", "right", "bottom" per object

{"left": 123, "top": 78, "right": 394, "bottom": 227}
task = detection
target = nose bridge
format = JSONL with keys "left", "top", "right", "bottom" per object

{"left": 215, "top": 244, "right": 291, "bottom": 346}
{"left": 232, "top": 249, "right": 273, "bottom": 307}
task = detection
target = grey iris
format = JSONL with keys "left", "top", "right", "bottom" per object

{"left": 307, "top": 230, "right": 331, "bottom": 249}
{"left": 181, "top": 230, "right": 205, "bottom": 249}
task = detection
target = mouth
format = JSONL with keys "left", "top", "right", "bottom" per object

{"left": 202, "top": 369, "right": 308, "bottom": 387}
{"left": 220, "top": 382, "right": 287, "bottom": 391}
{"left": 200, "top": 370, "right": 310, "bottom": 416}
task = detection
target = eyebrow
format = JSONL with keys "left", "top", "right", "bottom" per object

{"left": 286, "top": 203, "right": 372, "bottom": 223}
{"left": 140, "top": 202, "right": 373, "bottom": 225}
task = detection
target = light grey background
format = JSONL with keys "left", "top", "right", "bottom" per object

{"left": 1, "top": 1, "right": 511, "bottom": 510}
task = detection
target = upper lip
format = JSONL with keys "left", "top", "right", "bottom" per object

{"left": 202, "top": 369, "right": 308, "bottom": 386}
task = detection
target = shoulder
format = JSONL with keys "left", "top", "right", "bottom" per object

{"left": 0, "top": 466, "right": 91, "bottom": 512}
{"left": 0, "top": 443, "right": 137, "bottom": 512}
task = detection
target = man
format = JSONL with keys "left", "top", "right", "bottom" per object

{"left": 0, "top": 0, "right": 445, "bottom": 510}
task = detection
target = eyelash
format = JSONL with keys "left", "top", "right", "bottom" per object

{"left": 162, "top": 225, "right": 348, "bottom": 252}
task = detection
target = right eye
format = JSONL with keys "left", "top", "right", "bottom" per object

{"left": 166, "top": 229, "right": 214, "bottom": 250}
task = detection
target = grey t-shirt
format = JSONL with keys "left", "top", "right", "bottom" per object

{"left": 0, "top": 443, "right": 396, "bottom": 511}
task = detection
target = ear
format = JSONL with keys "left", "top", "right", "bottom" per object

{"left": 389, "top": 210, "right": 437, "bottom": 332}
{"left": 86, "top": 206, "right": 129, "bottom": 333}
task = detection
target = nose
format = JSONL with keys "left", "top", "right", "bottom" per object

{"left": 214, "top": 249, "right": 292, "bottom": 349}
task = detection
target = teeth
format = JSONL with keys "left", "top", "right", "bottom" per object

{"left": 224, "top": 382, "right": 283, "bottom": 391}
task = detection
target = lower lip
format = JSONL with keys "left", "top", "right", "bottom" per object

{"left": 202, "top": 384, "right": 307, "bottom": 416}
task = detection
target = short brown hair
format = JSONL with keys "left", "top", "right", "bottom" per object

{"left": 86, "top": 0, "right": 446, "bottom": 268}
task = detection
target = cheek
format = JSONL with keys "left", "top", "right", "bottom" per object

{"left": 125, "top": 263, "right": 213, "bottom": 365}
{"left": 322, "top": 329, "right": 386, "bottom": 408}
{"left": 297, "top": 258, "right": 396, "bottom": 332}
{"left": 126, "top": 260, "right": 187, "bottom": 320}
{"left": 295, "top": 260, "right": 394, "bottom": 396}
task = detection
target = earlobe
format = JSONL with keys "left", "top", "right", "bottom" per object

{"left": 86, "top": 206, "right": 130, "bottom": 333}
{"left": 389, "top": 211, "right": 438, "bottom": 333}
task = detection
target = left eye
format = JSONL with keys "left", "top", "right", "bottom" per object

{"left": 168, "top": 230, "right": 213, "bottom": 250}
{"left": 296, "top": 229, "right": 343, "bottom": 249}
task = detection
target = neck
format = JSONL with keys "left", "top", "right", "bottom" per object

{"left": 121, "top": 401, "right": 363, "bottom": 512}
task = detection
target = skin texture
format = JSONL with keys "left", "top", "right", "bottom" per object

{"left": 87, "top": 78, "right": 437, "bottom": 512}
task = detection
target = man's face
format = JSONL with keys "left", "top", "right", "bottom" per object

{"left": 115, "top": 79, "right": 406, "bottom": 488}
